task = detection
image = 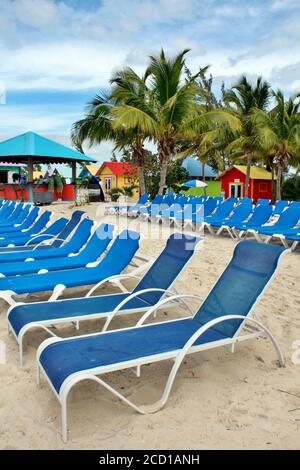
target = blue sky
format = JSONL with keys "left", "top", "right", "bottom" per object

{"left": 0, "top": 0, "right": 300, "bottom": 162}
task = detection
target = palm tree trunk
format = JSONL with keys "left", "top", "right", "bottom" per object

{"left": 137, "top": 164, "right": 146, "bottom": 194}
{"left": 276, "top": 164, "right": 283, "bottom": 201}
{"left": 133, "top": 136, "right": 146, "bottom": 195}
{"left": 271, "top": 165, "right": 275, "bottom": 204}
{"left": 158, "top": 159, "right": 168, "bottom": 194}
{"left": 244, "top": 151, "right": 252, "bottom": 198}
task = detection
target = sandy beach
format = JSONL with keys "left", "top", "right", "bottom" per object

{"left": 0, "top": 202, "right": 300, "bottom": 450}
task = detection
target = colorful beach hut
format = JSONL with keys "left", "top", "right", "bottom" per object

{"left": 217, "top": 165, "right": 274, "bottom": 203}
{"left": 0, "top": 131, "right": 96, "bottom": 202}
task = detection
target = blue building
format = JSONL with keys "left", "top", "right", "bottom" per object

{"left": 181, "top": 157, "right": 218, "bottom": 181}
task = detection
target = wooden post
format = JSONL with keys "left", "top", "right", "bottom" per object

{"left": 28, "top": 157, "right": 33, "bottom": 203}
{"left": 72, "top": 161, "right": 77, "bottom": 203}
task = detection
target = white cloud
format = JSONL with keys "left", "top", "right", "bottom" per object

{"left": 12, "top": 0, "right": 60, "bottom": 29}
{"left": 0, "top": 0, "right": 300, "bottom": 142}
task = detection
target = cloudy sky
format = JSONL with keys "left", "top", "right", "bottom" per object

{"left": 0, "top": 0, "right": 299, "bottom": 162}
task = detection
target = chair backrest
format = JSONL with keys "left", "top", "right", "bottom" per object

{"left": 226, "top": 197, "right": 238, "bottom": 204}
{"left": 225, "top": 203, "right": 253, "bottom": 224}
{"left": 1, "top": 201, "right": 16, "bottom": 218}
{"left": 138, "top": 194, "right": 149, "bottom": 205}
{"left": 239, "top": 197, "right": 253, "bottom": 205}
{"left": 132, "top": 234, "right": 201, "bottom": 305}
{"left": 26, "top": 217, "right": 68, "bottom": 245}
{"left": 94, "top": 229, "right": 141, "bottom": 276}
{"left": 77, "top": 223, "right": 114, "bottom": 260}
{"left": 6, "top": 203, "right": 24, "bottom": 220}
{"left": 273, "top": 200, "right": 289, "bottom": 215}
{"left": 203, "top": 198, "right": 219, "bottom": 216}
{"left": 39, "top": 217, "right": 68, "bottom": 236}
{"left": 19, "top": 206, "right": 40, "bottom": 229}
{"left": 273, "top": 205, "right": 300, "bottom": 228}
{"left": 193, "top": 241, "right": 285, "bottom": 337}
{"left": 51, "top": 210, "right": 85, "bottom": 248}
{"left": 256, "top": 198, "right": 270, "bottom": 206}
{"left": 13, "top": 204, "right": 30, "bottom": 224}
{"left": 27, "top": 210, "right": 52, "bottom": 233}
{"left": 246, "top": 204, "right": 273, "bottom": 226}
{"left": 208, "top": 199, "right": 236, "bottom": 220}
{"left": 63, "top": 219, "right": 95, "bottom": 253}
{"left": 0, "top": 201, "right": 10, "bottom": 216}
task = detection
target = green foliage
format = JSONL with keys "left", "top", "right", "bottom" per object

{"left": 166, "top": 159, "right": 189, "bottom": 192}
{"left": 107, "top": 188, "right": 121, "bottom": 202}
{"left": 120, "top": 184, "right": 139, "bottom": 198}
{"left": 282, "top": 175, "right": 300, "bottom": 201}
{"left": 71, "top": 47, "right": 300, "bottom": 199}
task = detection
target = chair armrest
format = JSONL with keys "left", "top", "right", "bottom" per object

{"left": 136, "top": 294, "right": 202, "bottom": 327}
{"left": 25, "top": 233, "right": 56, "bottom": 246}
{"left": 32, "top": 237, "right": 66, "bottom": 250}
{"left": 102, "top": 288, "right": 177, "bottom": 332}
{"left": 85, "top": 274, "right": 141, "bottom": 298}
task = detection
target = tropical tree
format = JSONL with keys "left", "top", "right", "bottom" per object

{"left": 222, "top": 76, "right": 271, "bottom": 197}
{"left": 252, "top": 90, "right": 300, "bottom": 199}
{"left": 71, "top": 80, "right": 149, "bottom": 194}
{"left": 111, "top": 49, "right": 241, "bottom": 193}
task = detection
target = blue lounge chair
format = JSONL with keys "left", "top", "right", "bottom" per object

{"left": 0, "top": 222, "right": 113, "bottom": 277}
{"left": 249, "top": 205, "right": 300, "bottom": 242}
{"left": 0, "top": 204, "right": 31, "bottom": 229}
{"left": 202, "top": 199, "right": 236, "bottom": 234}
{"left": 256, "top": 199, "right": 270, "bottom": 206}
{"left": 0, "top": 210, "right": 85, "bottom": 253}
{"left": 0, "top": 206, "right": 40, "bottom": 235}
{"left": 239, "top": 197, "right": 253, "bottom": 205}
{"left": 231, "top": 205, "right": 273, "bottom": 239}
{"left": 0, "top": 216, "right": 92, "bottom": 263}
{"left": 284, "top": 232, "right": 300, "bottom": 251}
{"left": 273, "top": 200, "right": 289, "bottom": 216}
{"left": 215, "top": 204, "right": 253, "bottom": 237}
{"left": 0, "top": 229, "right": 142, "bottom": 304}
{"left": 189, "top": 198, "right": 219, "bottom": 226}
{"left": 0, "top": 202, "right": 25, "bottom": 226}
{"left": 8, "top": 233, "right": 202, "bottom": 366}
{"left": 269, "top": 228, "right": 300, "bottom": 248}
{"left": 106, "top": 194, "right": 150, "bottom": 215}
{"left": 0, "top": 201, "right": 10, "bottom": 217}
{"left": 204, "top": 203, "right": 252, "bottom": 235}
{"left": 0, "top": 201, "right": 16, "bottom": 220}
{"left": 0, "top": 211, "right": 53, "bottom": 247}
{"left": 35, "top": 240, "right": 286, "bottom": 442}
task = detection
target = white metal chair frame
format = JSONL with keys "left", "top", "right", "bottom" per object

{"left": 36, "top": 248, "right": 287, "bottom": 442}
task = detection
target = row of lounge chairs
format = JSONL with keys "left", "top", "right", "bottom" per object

{"left": 105, "top": 194, "right": 300, "bottom": 250}
{"left": 0, "top": 199, "right": 288, "bottom": 442}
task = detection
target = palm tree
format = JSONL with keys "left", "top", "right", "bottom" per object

{"left": 72, "top": 82, "right": 148, "bottom": 194}
{"left": 110, "top": 68, "right": 149, "bottom": 194}
{"left": 223, "top": 76, "right": 271, "bottom": 197}
{"left": 111, "top": 49, "right": 241, "bottom": 193}
{"left": 252, "top": 90, "right": 300, "bottom": 199}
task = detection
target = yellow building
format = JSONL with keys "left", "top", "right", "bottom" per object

{"left": 96, "top": 161, "right": 139, "bottom": 196}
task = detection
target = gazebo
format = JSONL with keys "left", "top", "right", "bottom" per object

{"left": 0, "top": 131, "right": 96, "bottom": 202}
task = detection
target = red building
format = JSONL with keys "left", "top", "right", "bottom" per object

{"left": 217, "top": 165, "right": 274, "bottom": 203}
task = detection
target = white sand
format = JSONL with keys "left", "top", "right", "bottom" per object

{"left": 0, "top": 202, "right": 299, "bottom": 449}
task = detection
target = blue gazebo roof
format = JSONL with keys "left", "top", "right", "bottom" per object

{"left": 0, "top": 131, "right": 96, "bottom": 164}
{"left": 182, "top": 156, "right": 218, "bottom": 178}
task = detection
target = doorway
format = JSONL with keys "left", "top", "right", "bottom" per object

{"left": 229, "top": 183, "right": 243, "bottom": 198}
